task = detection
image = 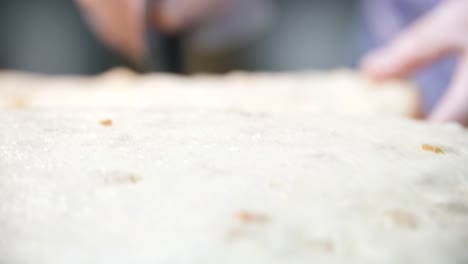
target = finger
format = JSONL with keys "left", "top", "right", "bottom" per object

{"left": 428, "top": 53, "right": 468, "bottom": 126}
{"left": 361, "top": 1, "right": 463, "bottom": 81}
{"left": 76, "top": 0, "right": 145, "bottom": 62}
{"left": 151, "top": 0, "right": 222, "bottom": 32}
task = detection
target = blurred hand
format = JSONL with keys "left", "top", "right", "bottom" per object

{"left": 76, "top": 0, "right": 223, "bottom": 62}
{"left": 361, "top": 0, "right": 468, "bottom": 125}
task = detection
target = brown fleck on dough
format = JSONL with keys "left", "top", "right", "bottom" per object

{"left": 237, "top": 211, "right": 270, "bottom": 224}
{"left": 421, "top": 144, "right": 446, "bottom": 154}
{"left": 388, "top": 209, "right": 419, "bottom": 229}
{"left": 104, "top": 173, "right": 142, "bottom": 185}
{"left": 307, "top": 239, "right": 335, "bottom": 254}
{"left": 100, "top": 119, "right": 113, "bottom": 127}
{"left": 14, "top": 97, "right": 29, "bottom": 109}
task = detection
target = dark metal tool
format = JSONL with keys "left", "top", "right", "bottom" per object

{"left": 145, "top": 0, "right": 186, "bottom": 74}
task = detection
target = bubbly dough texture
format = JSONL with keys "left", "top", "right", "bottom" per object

{"left": 0, "top": 69, "right": 419, "bottom": 117}
{"left": 0, "top": 110, "right": 467, "bottom": 264}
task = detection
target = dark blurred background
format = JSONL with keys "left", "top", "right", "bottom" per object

{"left": 0, "top": 0, "right": 359, "bottom": 75}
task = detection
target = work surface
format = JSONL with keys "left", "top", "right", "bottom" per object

{"left": 1, "top": 110, "right": 467, "bottom": 264}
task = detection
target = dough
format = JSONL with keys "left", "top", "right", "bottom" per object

{"left": 0, "top": 69, "right": 419, "bottom": 117}
{"left": 1, "top": 70, "right": 465, "bottom": 264}
{"left": 0, "top": 111, "right": 467, "bottom": 264}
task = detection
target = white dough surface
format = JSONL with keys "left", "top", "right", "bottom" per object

{"left": 0, "top": 110, "right": 467, "bottom": 264}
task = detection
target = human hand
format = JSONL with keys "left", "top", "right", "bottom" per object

{"left": 361, "top": 0, "right": 468, "bottom": 125}
{"left": 75, "top": 0, "right": 223, "bottom": 62}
